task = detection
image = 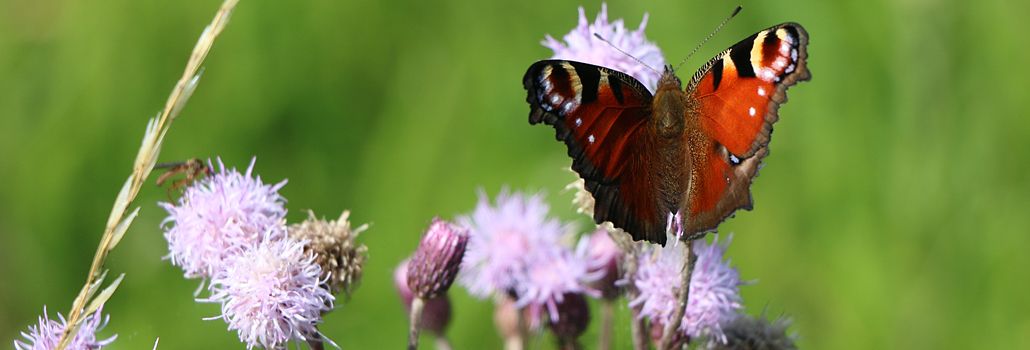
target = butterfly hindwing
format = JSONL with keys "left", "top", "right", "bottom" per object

{"left": 683, "top": 23, "right": 810, "bottom": 235}
{"left": 524, "top": 60, "right": 667, "bottom": 243}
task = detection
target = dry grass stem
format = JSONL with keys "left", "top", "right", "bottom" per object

{"left": 55, "top": 0, "right": 240, "bottom": 348}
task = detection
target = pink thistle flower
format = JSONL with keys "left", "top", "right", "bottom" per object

{"left": 14, "top": 306, "right": 116, "bottom": 350}
{"left": 581, "top": 228, "right": 623, "bottom": 299}
{"left": 543, "top": 3, "right": 666, "bottom": 91}
{"left": 160, "top": 157, "right": 287, "bottom": 279}
{"left": 458, "top": 190, "right": 572, "bottom": 299}
{"left": 203, "top": 230, "right": 333, "bottom": 349}
{"left": 407, "top": 218, "right": 469, "bottom": 299}
{"left": 631, "top": 235, "right": 743, "bottom": 343}
{"left": 513, "top": 242, "right": 599, "bottom": 328}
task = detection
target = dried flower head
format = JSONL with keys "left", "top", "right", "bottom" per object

{"left": 713, "top": 313, "right": 797, "bottom": 350}
{"left": 160, "top": 157, "right": 287, "bottom": 278}
{"left": 288, "top": 210, "right": 369, "bottom": 297}
{"left": 458, "top": 190, "right": 572, "bottom": 299}
{"left": 394, "top": 260, "right": 453, "bottom": 336}
{"left": 14, "top": 306, "right": 116, "bottom": 350}
{"left": 543, "top": 3, "right": 666, "bottom": 92}
{"left": 408, "top": 218, "right": 469, "bottom": 299}
{"left": 631, "top": 235, "right": 743, "bottom": 343}
{"left": 564, "top": 175, "right": 594, "bottom": 216}
{"left": 204, "top": 230, "right": 334, "bottom": 349}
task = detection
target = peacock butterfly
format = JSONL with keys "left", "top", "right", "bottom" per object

{"left": 524, "top": 23, "right": 810, "bottom": 245}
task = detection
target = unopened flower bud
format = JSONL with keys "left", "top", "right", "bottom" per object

{"left": 407, "top": 218, "right": 468, "bottom": 299}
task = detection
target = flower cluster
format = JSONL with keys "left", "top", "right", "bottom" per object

{"left": 160, "top": 158, "right": 366, "bottom": 349}
{"left": 14, "top": 307, "right": 116, "bottom": 350}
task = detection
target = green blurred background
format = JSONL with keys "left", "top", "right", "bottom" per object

{"left": 1, "top": 0, "right": 1028, "bottom": 348}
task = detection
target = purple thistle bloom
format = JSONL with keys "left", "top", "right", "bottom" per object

{"left": 513, "top": 241, "right": 599, "bottom": 327}
{"left": 160, "top": 157, "right": 287, "bottom": 279}
{"left": 14, "top": 306, "right": 116, "bottom": 350}
{"left": 458, "top": 190, "right": 572, "bottom": 299}
{"left": 581, "top": 228, "right": 623, "bottom": 299}
{"left": 203, "top": 230, "right": 334, "bottom": 349}
{"left": 543, "top": 3, "right": 667, "bottom": 92}
{"left": 631, "top": 235, "right": 743, "bottom": 343}
{"left": 408, "top": 218, "right": 469, "bottom": 299}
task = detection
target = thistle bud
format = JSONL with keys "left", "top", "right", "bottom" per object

{"left": 407, "top": 218, "right": 469, "bottom": 299}
{"left": 548, "top": 293, "right": 591, "bottom": 348}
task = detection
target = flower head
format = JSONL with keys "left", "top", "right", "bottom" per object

{"left": 458, "top": 190, "right": 572, "bottom": 298}
{"left": 288, "top": 210, "right": 368, "bottom": 297}
{"left": 408, "top": 218, "right": 469, "bottom": 299}
{"left": 160, "top": 157, "right": 287, "bottom": 278}
{"left": 394, "top": 260, "right": 453, "bottom": 336}
{"left": 581, "top": 228, "right": 623, "bottom": 299}
{"left": 513, "top": 241, "right": 599, "bottom": 329}
{"left": 14, "top": 306, "right": 116, "bottom": 350}
{"left": 204, "top": 231, "right": 333, "bottom": 349}
{"left": 631, "top": 235, "right": 743, "bottom": 343}
{"left": 543, "top": 3, "right": 666, "bottom": 91}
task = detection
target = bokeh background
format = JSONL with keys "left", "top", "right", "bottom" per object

{"left": 2, "top": 0, "right": 1028, "bottom": 348}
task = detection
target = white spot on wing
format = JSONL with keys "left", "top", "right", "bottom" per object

{"left": 563, "top": 102, "right": 576, "bottom": 114}
{"left": 758, "top": 87, "right": 767, "bottom": 96}
{"left": 588, "top": 134, "right": 595, "bottom": 143}
{"left": 575, "top": 118, "right": 582, "bottom": 127}
{"left": 749, "top": 107, "right": 756, "bottom": 117}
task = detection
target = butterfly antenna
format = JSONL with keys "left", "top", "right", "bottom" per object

{"left": 674, "top": 5, "right": 743, "bottom": 72}
{"left": 593, "top": 33, "right": 661, "bottom": 75}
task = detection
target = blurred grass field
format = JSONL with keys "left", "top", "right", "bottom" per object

{"left": 2, "top": 0, "right": 1029, "bottom": 348}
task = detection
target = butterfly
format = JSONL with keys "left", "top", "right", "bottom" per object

{"left": 524, "top": 23, "right": 810, "bottom": 245}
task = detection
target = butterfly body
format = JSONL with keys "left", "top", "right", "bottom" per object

{"left": 525, "top": 23, "right": 810, "bottom": 245}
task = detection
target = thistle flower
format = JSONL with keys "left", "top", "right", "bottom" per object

{"left": 288, "top": 210, "right": 369, "bottom": 297}
{"left": 408, "top": 218, "right": 469, "bottom": 299}
{"left": 543, "top": 3, "right": 666, "bottom": 91}
{"left": 581, "top": 228, "right": 623, "bottom": 299}
{"left": 458, "top": 190, "right": 572, "bottom": 299}
{"left": 204, "top": 230, "right": 334, "bottom": 349}
{"left": 14, "top": 306, "right": 116, "bottom": 350}
{"left": 631, "top": 235, "right": 743, "bottom": 343}
{"left": 713, "top": 313, "right": 797, "bottom": 350}
{"left": 160, "top": 157, "right": 287, "bottom": 279}
{"left": 394, "top": 260, "right": 453, "bottom": 337}
{"left": 513, "top": 242, "right": 599, "bottom": 327}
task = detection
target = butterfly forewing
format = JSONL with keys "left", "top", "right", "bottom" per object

{"left": 683, "top": 22, "right": 810, "bottom": 235}
{"left": 524, "top": 60, "right": 669, "bottom": 243}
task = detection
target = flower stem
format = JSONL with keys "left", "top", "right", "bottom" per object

{"left": 658, "top": 240, "right": 695, "bottom": 350}
{"left": 434, "top": 336, "right": 453, "bottom": 350}
{"left": 599, "top": 299, "right": 614, "bottom": 350}
{"left": 408, "top": 297, "right": 425, "bottom": 350}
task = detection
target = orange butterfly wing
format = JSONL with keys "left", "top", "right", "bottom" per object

{"left": 684, "top": 23, "right": 811, "bottom": 236}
